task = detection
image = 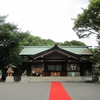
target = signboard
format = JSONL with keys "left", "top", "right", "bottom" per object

{"left": 70, "top": 64, "right": 77, "bottom": 70}
{"left": 70, "top": 64, "right": 77, "bottom": 68}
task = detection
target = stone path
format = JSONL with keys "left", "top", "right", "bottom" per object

{"left": 0, "top": 82, "right": 100, "bottom": 100}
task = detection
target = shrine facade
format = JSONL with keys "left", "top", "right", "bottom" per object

{"left": 19, "top": 45, "right": 93, "bottom": 77}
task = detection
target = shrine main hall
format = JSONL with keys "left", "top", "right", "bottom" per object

{"left": 19, "top": 45, "right": 93, "bottom": 77}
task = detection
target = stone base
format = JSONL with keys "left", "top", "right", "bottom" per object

{"left": 20, "top": 76, "right": 29, "bottom": 83}
{"left": 5, "top": 76, "right": 14, "bottom": 82}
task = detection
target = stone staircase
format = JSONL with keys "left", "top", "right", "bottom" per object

{"left": 20, "top": 76, "right": 84, "bottom": 83}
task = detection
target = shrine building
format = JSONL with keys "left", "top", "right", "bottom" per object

{"left": 19, "top": 45, "right": 93, "bottom": 77}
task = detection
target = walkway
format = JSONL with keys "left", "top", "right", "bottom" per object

{"left": 0, "top": 82, "right": 100, "bottom": 100}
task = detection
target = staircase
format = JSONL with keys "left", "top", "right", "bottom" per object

{"left": 20, "top": 76, "right": 83, "bottom": 82}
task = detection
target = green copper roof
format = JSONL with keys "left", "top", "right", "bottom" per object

{"left": 19, "top": 46, "right": 51, "bottom": 55}
{"left": 61, "top": 47, "right": 92, "bottom": 55}
{"left": 19, "top": 46, "right": 93, "bottom": 55}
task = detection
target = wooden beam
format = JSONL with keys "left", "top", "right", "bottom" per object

{"left": 56, "top": 50, "right": 78, "bottom": 60}
{"left": 44, "top": 60, "right": 67, "bottom": 62}
{"left": 34, "top": 50, "right": 55, "bottom": 60}
{"left": 33, "top": 60, "right": 44, "bottom": 62}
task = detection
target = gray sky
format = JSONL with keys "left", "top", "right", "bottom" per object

{"left": 0, "top": 0, "right": 98, "bottom": 46}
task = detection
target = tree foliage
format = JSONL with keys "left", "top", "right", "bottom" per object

{"left": 70, "top": 40, "right": 86, "bottom": 46}
{"left": 19, "top": 34, "right": 87, "bottom": 46}
{"left": 61, "top": 40, "right": 86, "bottom": 46}
{"left": 73, "top": 0, "right": 100, "bottom": 39}
{"left": 19, "top": 34, "right": 56, "bottom": 46}
{"left": 0, "top": 15, "right": 29, "bottom": 69}
{"left": 90, "top": 48, "right": 100, "bottom": 63}
{"left": 72, "top": 0, "right": 100, "bottom": 63}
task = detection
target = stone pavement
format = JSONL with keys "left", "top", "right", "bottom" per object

{"left": 0, "top": 81, "right": 100, "bottom": 100}
{"left": 0, "top": 82, "right": 50, "bottom": 100}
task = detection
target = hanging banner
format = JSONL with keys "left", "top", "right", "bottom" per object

{"left": 0, "top": 70, "right": 2, "bottom": 80}
{"left": 70, "top": 64, "right": 77, "bottom": 68}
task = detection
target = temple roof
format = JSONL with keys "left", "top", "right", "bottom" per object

{"left": 19, "top": 46, "right": 93, "bottom": 56}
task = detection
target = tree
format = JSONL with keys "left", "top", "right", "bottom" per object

{"left": 72, "top": 0, "right": 100, "bottom": 39}
{"left": 0, "top": 23, "right": 18, "bottom": 67}
{"left": 61, "top": 41, "right": 72, "bottom": 46}
{"left": 90, "top": 48, "right": 100, "bottom": 63}
{"left": 19, "top": 34, "right": 56, "bottom": 46}
{"left": 0, "top": 15, "right": 32, "bottom": 79}
{"left": 0, "top": 15, "right": 27, "bottom": 68}
{"left": 18, "top": 31, "right": 30, "bottom": 46}
{"left": 72, "top": 0, "right": 100, "bottom": 64}
{"left": 70, "top": 40, "right": 86, "bottom": 46}
{"left": 61, "top": 40, "right": 86, "bottom": 46}
{"left": 40, "top": 39, "right": 55, "bottom": 46}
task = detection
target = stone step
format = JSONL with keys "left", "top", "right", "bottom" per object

{"left": 5, "top": 76, "right": 14, "bottom": 82}
{"left": 20, "top": 76, "right": 83, "bottom": 82}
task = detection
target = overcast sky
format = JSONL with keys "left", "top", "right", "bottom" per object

{"left": 0, "top": 0, "right": 98, "bottom": 46}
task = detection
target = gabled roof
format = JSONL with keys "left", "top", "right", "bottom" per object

{"left": 32, "top": 45, "right": 80, "bottom": 60}
{"left": 61, "top": 46, "right": 92, "bottom": 55}
{"left": 19, "top": 45, "right": 93, "bottom": 56}
{"left": 19, "top": 46, "right": 51, "bottom": 55}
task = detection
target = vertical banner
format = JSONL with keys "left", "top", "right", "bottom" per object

{"left": 0, "top": 70, "right": 2, "bottom": 80}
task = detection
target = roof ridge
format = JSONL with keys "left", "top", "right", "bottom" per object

{"left": 21, "top": 46, "right": 92, "bottom": 48}
{"left": 59, "top": 46, "right": 92, "bottom": 48}
{"left": 22, "top": 46, "right": 52, "bottom": 48}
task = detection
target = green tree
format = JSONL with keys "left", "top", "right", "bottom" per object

{"left": 0, "top": 15, "right": 31, "bottom": 79}
{"left": 40, "top": 39, "right": 55, "bottom": 46}
{"left": 0, "top": 15, "right": 27, "bottom": 68}
{"left": 0, "top": 23, "right": 19, "bottom": 67}
{"left": 72, "top": 0, "right": 100, "bottom": 39}
{"left": 90, "top": 48, "right": 100, "bottom": 63}
{"left": 61, "top": 41, "right": 72, "bottom": 46}
{"left": 30, "top": 36, "right": 42, "bottom": 46}
{"left": 18, "top": 31, "right": 30, "bottom": 46}
{"left": 70, "top": 40, "right": 86, "bottom": 46}
{"left": 72, "top": 0, "right": 100, "bottom": 64}
{"left": 19, "top": 34, "right": 56, "bottom": 46}
{"left": 61, "top": 40, "right": 86, "bottom": 46}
